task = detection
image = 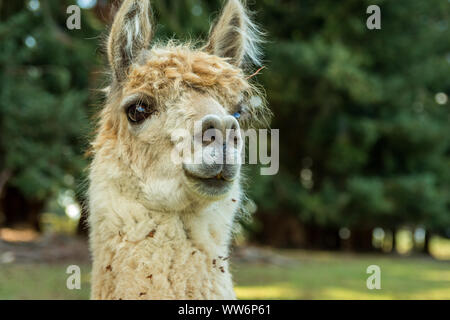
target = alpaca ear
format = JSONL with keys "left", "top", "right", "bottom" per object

{"left": 205, "top": 0, "right": 263, "bottom": 68}
{"left": 107, "top": 0, "right": 153, "bottom": 82}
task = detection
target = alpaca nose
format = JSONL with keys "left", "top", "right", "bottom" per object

{"left": 199, "top": 115, "right": 241, "bottom": 148}
{"left": 200, "top": 115, "right": 224, "bottom": 145}
{"left": 183, "top": 114, "right": 242, "bottom": 184}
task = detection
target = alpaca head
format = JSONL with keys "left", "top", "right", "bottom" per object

{"left": 92, "top": 0, "right": 268, "bottom": 213}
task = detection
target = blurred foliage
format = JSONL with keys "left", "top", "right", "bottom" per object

{"left": 41, "top": 212, "right": 78, "bottom": 234}
{"left": 0, "top": 0, "right": 449, "bottom": 243}
{"left": 0, "top": 0, "right": 101, "bottom": 201}
{"left": 245, "top": 0, "right": 450, "bottom": 237}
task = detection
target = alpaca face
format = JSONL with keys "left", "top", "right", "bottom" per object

{"left": 91, "top": 0, "right": 267, "bottom": 212}
{"left": 121, "top": 48, "right": 252, "bottom": 200}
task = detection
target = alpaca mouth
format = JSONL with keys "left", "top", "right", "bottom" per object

{"left": 184, "top": 171, "right": 234, "bottom": 197}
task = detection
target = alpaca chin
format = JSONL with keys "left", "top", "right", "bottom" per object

{"left": 183, "top": 173, "right": 237, "bottom": 199}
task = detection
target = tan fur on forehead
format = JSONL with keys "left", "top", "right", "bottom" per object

{"left": 125, "top": 45, "right": 250, "bottom": 99}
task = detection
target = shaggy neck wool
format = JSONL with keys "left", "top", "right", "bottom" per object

{"left": 89, "top": 160, "right": 239, "bottom": 299}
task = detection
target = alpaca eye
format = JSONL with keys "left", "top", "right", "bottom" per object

{"left": 126, "top": 103, "right": 154, "bottom": 124}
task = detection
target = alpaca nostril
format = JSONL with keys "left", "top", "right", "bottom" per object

{"left": 222, "top": 115, "right": 241, "bottom": 147}
{"left": 199, "top": 115, "right": 224, "bottom": 145}
{"left": 208, "top": 126, "right": 216, "bottom": 141}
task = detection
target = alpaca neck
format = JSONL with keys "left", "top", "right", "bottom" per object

{"left": 89, "top": 181, "right": 238, "bottom": 299}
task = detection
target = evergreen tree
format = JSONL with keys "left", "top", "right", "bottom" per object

{"left": 247, "top": 0, "right": 450, "bottom": 250}
{"left": 0, "top": 0, "right": 100, "bottom": 229}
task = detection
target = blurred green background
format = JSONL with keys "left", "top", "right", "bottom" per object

{"left": 0, "top": 0, "right": 449, "bottom": 299}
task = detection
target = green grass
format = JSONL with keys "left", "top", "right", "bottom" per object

{"left": 0, "top": 263, "right": 91, "bottom": 300}
{"left": 233, "top": 250, "right": 450, "bottom": 299}
{"left": 0, "top": 251, "right": 449, "bottom": 300}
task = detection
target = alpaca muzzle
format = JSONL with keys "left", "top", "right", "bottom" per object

{"left": 182, "top": 115, "right": 243, "bottom": 196}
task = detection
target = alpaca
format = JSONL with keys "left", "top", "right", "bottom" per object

{"left": 88, "top": 0, "right": 268, "bottom": 300}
